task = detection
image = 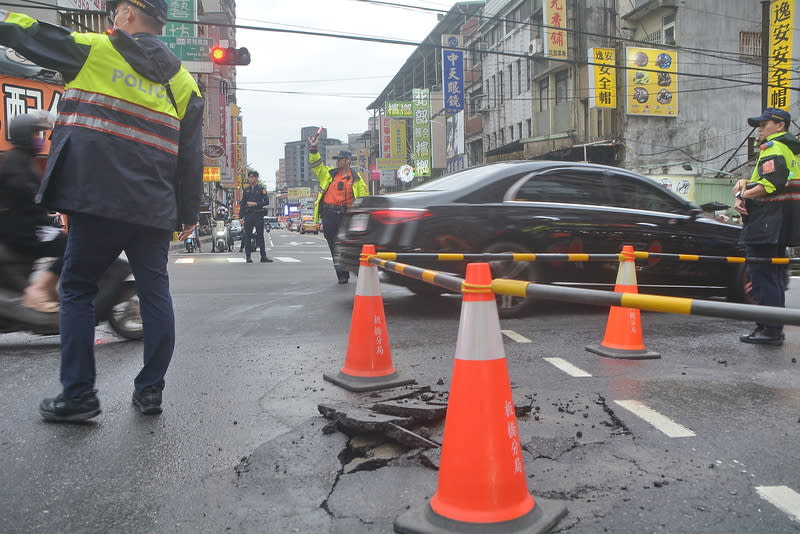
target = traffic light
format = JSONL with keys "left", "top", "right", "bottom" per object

{"left": 210, "top": 46, "right": 251, "bottom": 66}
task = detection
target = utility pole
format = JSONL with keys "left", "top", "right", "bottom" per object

{"left": 761, "top": 0, "right": 770, "bottom": 111}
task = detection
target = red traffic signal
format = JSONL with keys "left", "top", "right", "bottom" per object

{"left": 210, "top": 46, "right": 251, "bottom": 66}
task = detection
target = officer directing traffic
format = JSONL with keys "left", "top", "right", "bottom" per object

{"left": 240, "top": 170, "right": 272, "bottom": 263}
{"left": 0, "top": 0, "right": 204, "bottom": 421}
{"left": 308, "top": 134, "right": 368, "bottom": 284}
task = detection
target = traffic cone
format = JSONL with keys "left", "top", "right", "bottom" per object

{"left": 586, "top": 245, "right": 660, "bottom": 360}
{"left": 323, "top": 244, "right": 415, "bottom": 392}
{"left": 394, "top": 263, "right": 567, "bottom": 534}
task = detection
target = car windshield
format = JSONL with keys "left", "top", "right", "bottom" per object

{"left": 410, "top": 166, "right": 506, "bottom": 192}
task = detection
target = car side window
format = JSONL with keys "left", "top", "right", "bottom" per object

{"left": 514, "top": 170, "right": 609, "bottom": 205}
{"left": 605, "top": 175, "right": 685, "bottom": 213}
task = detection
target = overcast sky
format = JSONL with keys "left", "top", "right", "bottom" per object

{"left": 234, "top": 0, "right": 452, "bottom": 189}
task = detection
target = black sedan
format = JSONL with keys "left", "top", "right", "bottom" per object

{"left": 335, "top": 161, "right": 750, "bottom": 317}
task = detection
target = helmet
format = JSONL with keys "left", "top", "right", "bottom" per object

{"left": 9, "top": 112, "right": 51, "bottom": 151}
{"left": 107, "top": 0, "right": 168, "bottom": 25}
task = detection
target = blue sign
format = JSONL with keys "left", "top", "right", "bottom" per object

{"left": 442, "top": 48, "right": 464, "bottom": 113}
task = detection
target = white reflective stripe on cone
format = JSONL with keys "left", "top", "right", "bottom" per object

{"left": 354, "top": 263, "right": 381, "bottom": 297}
{"left": 617, "top": 258, "right": 637, "bottom": 285}
{"left": 454, "top": 299, "right": 506, "bottom": 361}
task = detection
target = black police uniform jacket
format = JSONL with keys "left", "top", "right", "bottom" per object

{"left": 0, "top": 13, "right": 204, "bottom": 231}
{"left": 240, "top": 185, "right": 269, "bottom": 219}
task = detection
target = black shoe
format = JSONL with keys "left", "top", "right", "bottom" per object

{"left": 246, "top": 257, "right": 253, "bottom": 263}
{"left": 740, "top": 326, "right": 784, "bottom": 346}
{"left": 40, "top": 391, "right": 101, "bottom": 422}
{"left": 132, "top": 386, "right": 162, "bottom": 415}
{"left": 261, "top": 256, "right": 273, "bottom": 263}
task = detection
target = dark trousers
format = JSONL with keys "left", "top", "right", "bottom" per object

{"left": 322, "top": 207, "right": 348, "bottom": 282}
{"left": 59, "top": 215, "right": 174, "bottom": 398}
{"left": 745, "top": 243, "right": 786, "bottom": 330}
{"left": 243, "top": 215, "right": 265, "bottom": 259}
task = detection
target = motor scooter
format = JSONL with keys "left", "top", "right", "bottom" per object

{"left": 184, "top": 227, "right": 201, "bottom": 253}
{"left": 211, "top": 220, "right": 231, "bottom": 253}
{"left": 0, "top": 243, "right": 143, "bottom": 339}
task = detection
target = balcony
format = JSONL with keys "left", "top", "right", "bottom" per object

{"left": 621, "top": 0, "right": 678, "bottom": 21}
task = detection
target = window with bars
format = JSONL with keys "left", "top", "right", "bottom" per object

{"left": 60, "top": 11, "right": 106, "bottom": 33}
{"left": 739, "top": 31, "right": 761, "bottom": 59}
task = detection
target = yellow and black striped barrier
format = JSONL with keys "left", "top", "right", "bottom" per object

{"left": 366, "top": 255, "right": 800, "bottom": 326}
{"left": 373, "top": 251, "right": 800, "bottom": 265}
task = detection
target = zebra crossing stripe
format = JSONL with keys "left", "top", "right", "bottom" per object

{"left": 174, "top": 258, "right": 195, "bottom": 264}
{"left": 275, "top": 257, "right": 301, "bottom": 263}
{"left": 756, "top": 486, "right": 800, "bottom": 523}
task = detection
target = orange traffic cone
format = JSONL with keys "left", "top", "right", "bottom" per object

{"left": 586, "top": 245, "right": 660, "bottom": 360}
{"left": 323, "top": 244, "right": 415, "bottom": 392}
{"left": 394, "top": 263, "right": 566, "bottom": 534}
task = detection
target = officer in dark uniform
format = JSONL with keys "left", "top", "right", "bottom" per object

{"left": 240, "top": 170, "right": 272, "bottom": 263}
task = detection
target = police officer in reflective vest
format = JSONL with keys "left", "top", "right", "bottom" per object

{"left": 239, "top": 170, "right": 272, "bottom": 263}
{"left": 0, "top": 1, "right": 204, "bottom": 421}
{"left": 733, "top": 107, "right": 800, "bottom": 346}
{"left": 308, "top": 136, "right": 368, "bottom": 284}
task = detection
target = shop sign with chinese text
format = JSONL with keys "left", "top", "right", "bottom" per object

{"left": 543, "top": 0, "right": 567, "bottom": 58}
{"left": 412, "top": 88, "right": 432, "bottom": 177}
{"left": 385, "top": 101, "right": 413, "bottom": 118}
{"left": 768, "top": 0, "right": 794, "bottom": 111}
{"left": 588, "top": 48, "right": 616, "bottom": 109}
{"left": 442, "top": 34, "right": 464, "bottom": 112}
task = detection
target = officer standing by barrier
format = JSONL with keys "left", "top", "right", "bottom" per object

{"left": 308, "top": 133, "right": 368, "bottom": 284}
{"left": 0, "top": 1, "right": 205, "bottom": 421}
{"left": 733, "top": 107, "right": 800, "bottom": 346}
{"left": 240, "top": 170, "right": 272, "bottom": 263}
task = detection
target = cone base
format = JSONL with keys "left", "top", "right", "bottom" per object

{"left": 323, "top": 371, "right": 415, "bottom": 392}
{"left": 394, "top": 499, "right": 567, "bottom": 534}
{"left": 586, "top": 344, "right": 660, "bottom": 360}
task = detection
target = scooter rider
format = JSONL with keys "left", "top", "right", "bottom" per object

{"left": 0, "top": 112, "right": 64, "bottom": 313}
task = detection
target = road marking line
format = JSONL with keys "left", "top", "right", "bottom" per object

{"left": 275, "top": 257, "right": 301, "bottom": 263}
{"left": 613, "top": 400, "right": 695, "bottom": 438}
{"left": 174, "top": 258, "right": 195, "bottom": 264}
{"left": 501, "top": 329, "right": 532, "bottom": 343}
{"left": 543, "top": 357, "right": 592, "bottom": 377}
{"left": 756, "top": 486, "right": 800, "bottom": 523}
{"left": 227, "top": 258, "right": 246, "bottom": 263}
{"left": 322, "top": 256, "right": 333, "bottom": 261}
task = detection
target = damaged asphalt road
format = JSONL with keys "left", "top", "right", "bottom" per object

{"left": 3, "top": 255, "right": 799, "bottom": 533}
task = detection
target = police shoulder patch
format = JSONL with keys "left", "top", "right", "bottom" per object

{"left": 760, "top": 159, "right": 776, "bottom": 174}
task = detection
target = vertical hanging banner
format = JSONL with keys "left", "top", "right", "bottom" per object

{"left": 768, "top": 0, "right": 794, "bottom": 111}
{"left": 442, "top": 34, "right": 465, "bottom": 112}
{"left": 380, "top": 117, "right": 392, "bottom": 158}
{"left": 390, "top": 119, "right": 407, "bottom": 160}
{"left": 626, "top": 47, "right": 678, "bottom": 117}
{"left": 588, "top": 48, "right": 616, "bottom": 109}
{"left": 412, "top": 88, "right": 432, "bottom": 177}
{"left": 543, "top": 0, "right": 568, "bottom": 58}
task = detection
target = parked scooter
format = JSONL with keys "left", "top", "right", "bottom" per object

{"left": 211, "top": 220, "right": 231, "bottom": 253}
{"left": 0, "top": 243, "right": 143, "bottom": 339}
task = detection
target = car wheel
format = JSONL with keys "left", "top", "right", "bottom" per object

{"left": 482, "top": 241, "right": 538, "bottom": 318}
{"left": 108, "top": 285, "right": 144, "bottom": 340}
{"left": 728, "top": 264, "right": 755, "bottom": 305}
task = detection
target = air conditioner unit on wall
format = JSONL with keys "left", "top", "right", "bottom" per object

{"left": 528, "top": 38, "right": 543, "bottom": 56}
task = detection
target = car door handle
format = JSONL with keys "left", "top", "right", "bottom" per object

{"left": 636, "top": 222, "right": 658, "bottom": 227}
{"left": 532, "top": 216, "right": 560, "bottom": 222}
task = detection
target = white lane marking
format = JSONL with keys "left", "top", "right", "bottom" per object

{"left": 227, "top": 258, "right": 247, "bottom": 263}
{"left": 543, "top": 357, "right": 592, "bottom": 377}
{"left": 174, "top": 258, "right": 195, "bottom": 264}
{"left": 322, "top": 256, "right": 333, "bottom": 261}
{"left": 756, "top": 486, "right": 800, "bottom": 523}
{"left": 275, "top": 257, "right": 301, "bottom": 263}
{"left": 613, "top": 400, "right": 695, "bottom": 438}
{"left": 501, "top": 329, "right": 532, "bottom": 343}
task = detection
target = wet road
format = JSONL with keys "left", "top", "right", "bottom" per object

{"left": 1, "top": 229, "right": 799, "bottom": 533}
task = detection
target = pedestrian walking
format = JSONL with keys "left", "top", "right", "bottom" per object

{"left": 308, "top": 134, "right": 368, "bottom": 283}
{"left": 733, "top": 107, "right": 800, "bottom": 345}
{"left": 0, "top": 1, "right": 205, "bottom": 421}
{"left": 240, "top": 170, "right": 272, "bottom": 263}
